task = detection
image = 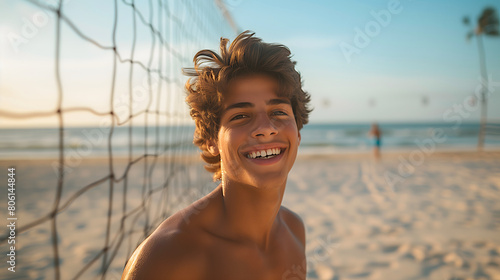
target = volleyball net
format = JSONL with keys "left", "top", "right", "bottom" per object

{"left": 0, "top": 0, "right": 237, "bottom": 279}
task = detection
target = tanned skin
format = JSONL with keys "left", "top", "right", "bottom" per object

{"left": 122, "top": 75, "right": 306, "bottom": 280}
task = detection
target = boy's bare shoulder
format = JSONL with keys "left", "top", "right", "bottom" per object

{"left": 121, "top": 225, "right": 207, "bottom": 280}
{"left": 279, "top": 206, "right": 306, "bottom": 246}
{"left": 121, "top": 204, "right": 213, "bottom": 280}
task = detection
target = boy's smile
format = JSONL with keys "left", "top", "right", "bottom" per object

{"left": 244, "top": 145, "right": 286, "bottom": 165}
{"left": 215, "top": 74, "right": 301, "bottom": 187}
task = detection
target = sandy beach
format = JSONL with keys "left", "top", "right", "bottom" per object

{"left": 1, "top": 151, "right": 499, "bottom": 279}
{"left": 288, "top": 151, "right": 500, "bottom": 280}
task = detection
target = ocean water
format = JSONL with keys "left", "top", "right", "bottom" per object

{"left": 0, "top": 122, "right": 499, "bottom": 159}
{"left": 298, "top": 122, "right": 500, "bottom": 154}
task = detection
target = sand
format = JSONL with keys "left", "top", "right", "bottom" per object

{"left": 1, "top": 151, "right": 499, "bottom": 279}
{"left": 286, "top": 151, "right": 500, "bottom": 280}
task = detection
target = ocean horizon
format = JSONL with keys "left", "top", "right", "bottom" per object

{"left": 1, "top": 122, "right": 499, "bottom": 159}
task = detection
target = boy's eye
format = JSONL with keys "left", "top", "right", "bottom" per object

{"left": 272, "top": 110, "right": 288, "bottom": 116}
{"left": 230, "top": 114, "right": 247, "bottom": 121}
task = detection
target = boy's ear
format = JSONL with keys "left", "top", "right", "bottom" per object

{"left": 298, "top": 131, "right": 301, "bottom": 145}
{"left": 207, "top": 141, "right": 220, "bottom": 156}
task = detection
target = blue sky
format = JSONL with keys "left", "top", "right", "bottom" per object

{"left": 227, "top": 0, "right": 500, "bottom": 123}
{"left": 0, "top": 0, "right": 499, "bottom": 127}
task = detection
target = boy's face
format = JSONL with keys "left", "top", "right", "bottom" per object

{"left": 214, "top": 74, "right": 301, "bottom": 188}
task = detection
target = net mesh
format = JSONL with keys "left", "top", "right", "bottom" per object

{"left": 0, "top": 0, "right": 237, "bottom": 279}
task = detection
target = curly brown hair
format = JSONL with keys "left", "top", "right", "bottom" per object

{"left": 184, "top": 31, "right": 312, "bottom": 181}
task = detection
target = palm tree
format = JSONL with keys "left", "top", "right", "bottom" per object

{"left": 463, "top": 7, "right": 499, "bottom": 151}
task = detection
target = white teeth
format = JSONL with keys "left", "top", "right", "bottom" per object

{"left": 247, "top": 148, "right": 282, "bottom": 159}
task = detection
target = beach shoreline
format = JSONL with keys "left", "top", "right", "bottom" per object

{"left": 2, "top": 146, "right": 500, "bottom": 162}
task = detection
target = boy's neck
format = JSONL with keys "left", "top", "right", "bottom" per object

{"left": 219, "top": 178, "right": 287, "bottom": 250}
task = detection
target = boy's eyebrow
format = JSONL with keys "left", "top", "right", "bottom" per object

{"left": 224, "top": 102, "right": 254, "bottom": 112}
{"left": 224, "top": 98, "right": 291, "bottom": 112}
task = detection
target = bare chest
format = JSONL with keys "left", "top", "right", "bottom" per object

{"left": 203, "top": 237, "right": 306, "bottom": 280}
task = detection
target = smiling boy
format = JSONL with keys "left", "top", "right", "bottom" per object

{"left": 122, "top": 31, "right": 311, "bottom": 280}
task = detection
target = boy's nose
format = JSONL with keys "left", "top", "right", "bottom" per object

{"left": 252, "top": 114, "right": 278, "bottom": 138}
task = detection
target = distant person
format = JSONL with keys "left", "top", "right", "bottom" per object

{"left": 121, "top": 31, "right": 312, "bottom": 279}
{"left": 369, "top": 123, "right": 381, "bottom": 159}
